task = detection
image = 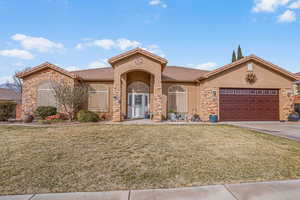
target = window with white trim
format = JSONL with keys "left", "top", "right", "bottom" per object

{"left": 168, "top": 85, "right": 187, "bottom": 113}
{"left": 37, "top": 81, "right": 57, "bottom": 107}
{"left": 88, "top": 84, "right": 109, "bottom": 112}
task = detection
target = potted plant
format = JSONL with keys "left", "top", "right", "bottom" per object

{"left": 288, "top": 111, "right": 299, "bottom": 122}
{"left": 168, "top": 109, "right": 177, "bottom": 121}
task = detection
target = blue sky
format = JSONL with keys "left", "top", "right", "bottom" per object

{"left": 0, "top": 0, "right": 300, "bottom": 83}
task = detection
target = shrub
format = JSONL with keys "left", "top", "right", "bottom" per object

{"left": 77, "top": 110, "right": 99, "bottom": 122}
{"left": 34, "top": 106, "right": 57, "bottom": 119}
{"left": 0, "top": 103, "right": 16, "bottom": 121}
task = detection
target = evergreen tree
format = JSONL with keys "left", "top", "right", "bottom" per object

{"left": 232, "top": 50, "right": 237, "bottom": 63}
{"left": 237, "top": 45, "right": 244, "bottom": 60}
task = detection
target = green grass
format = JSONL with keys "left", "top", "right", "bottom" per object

{"left": 1, "top": 124, "right": 300, "bottom": 195}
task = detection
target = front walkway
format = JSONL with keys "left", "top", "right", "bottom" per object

{"left": 1, "top": 179, "right": 300, "bottom": 200}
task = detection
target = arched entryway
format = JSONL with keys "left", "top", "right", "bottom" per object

{"left": 127, "top": 81, "right": 150, "bottom": 119}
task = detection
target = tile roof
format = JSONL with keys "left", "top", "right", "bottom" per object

{"left": 71, "top": 66, "right": 209, "bottom": 82}
{"left": 0, "top": 88, "right": 21, "bottom": 103}
{"left": 16, "top": 62, "right": 79, "bottom": 79}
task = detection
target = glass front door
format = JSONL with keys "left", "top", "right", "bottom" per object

{"left": 128, "top": 93, "right": 149, "bottom": 119}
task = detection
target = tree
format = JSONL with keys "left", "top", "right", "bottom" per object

{"left": 297, "top": 84, "right": 300, "bottom": 96}
{"left": 5, "top": 68, "right": 31, "bottom": 94}
{"left": 237, "top": 45, "right": 244, "bottom": 60}
{"left": 232, "top": 50, "right": 237, "bottom": 62}
{"left": 51, "top": 81, "right": 89, "bottom": 120}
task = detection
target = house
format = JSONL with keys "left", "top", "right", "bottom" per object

{"left": 17, "top": 48, "right": 300, "bottom": 122}
{"left": 0, "top": 88, "right": 22, "bottom": 120}
{"left": 0, "top": 88, "right": 21, "bottom": 104}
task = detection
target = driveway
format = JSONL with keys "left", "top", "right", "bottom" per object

{"left": 228, "top": 122, "right": 300, "bottom": 141}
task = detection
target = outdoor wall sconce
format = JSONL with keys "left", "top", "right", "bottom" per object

{"left": 212, "top": 90, "right": 217, "bottom": 97}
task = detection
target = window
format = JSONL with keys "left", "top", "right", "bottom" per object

{"left": 88, "top": 84, "right": 109, "bottom": 112}
{"left": 37, "top": 81, "right": 57, "bottom": 107}
{"left": 168, "top": 85, "right": 187, "bottom": 113}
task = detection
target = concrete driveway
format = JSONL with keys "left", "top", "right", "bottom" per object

{"left": 228, "top": 122, "right": 300, "bottom": 141}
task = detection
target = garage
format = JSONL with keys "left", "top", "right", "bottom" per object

{"left": 219, "top": 88, "right": 279, "bottom": 121}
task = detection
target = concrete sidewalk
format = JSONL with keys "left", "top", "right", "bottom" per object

{"left": 1, "top": 179, "right": 300, "bottom": 200}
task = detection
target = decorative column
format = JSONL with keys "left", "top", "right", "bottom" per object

{"left": 112, "top": 72, "right": 122, "bottom": 122}
{"left": 121, "top": 73, "right": 127, "bottom": 120}
{"left": 153, "top": 74, "right": 163, "bottom": 122}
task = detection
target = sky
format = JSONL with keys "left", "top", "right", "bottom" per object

{"left": 0, "top": 0, "right": 300, "bottom": 84}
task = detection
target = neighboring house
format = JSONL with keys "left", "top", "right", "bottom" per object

{"left": 294, "top": 72, "right": 300, "bottom": 111}
{"left": 0, "top": 88, "right": 21, "bottom": 104}
{"left": 17, "top": 48, "right": 300, "bottom": 122}
{"left": 0, "top": 88, "right": 22, "bottom": 120}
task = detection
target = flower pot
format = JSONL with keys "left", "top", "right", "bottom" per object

{"left": 168, "top": 113, "right": 176, "bottom": 121}
{"left": 23, "top": 114, "right": 33, "bottom": 123}
{"left": 288, "top": 113, "right": 299, "bottom": 122}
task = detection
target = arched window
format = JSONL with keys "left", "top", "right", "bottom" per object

{"left": 37, "top": 81, "right": 57, "bottom": 107}
{"left": 88, "top": 84, "right": 109, "bottom": 112}
{"left": 127, "top": 81, "right": 149, "bottom": 93}
{"left": 168, "top": 85, "right": 187, "bottom": 113}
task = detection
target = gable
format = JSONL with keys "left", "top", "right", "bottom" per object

{"left": 202, "top": 60, "right": 295, "bottom": 88}
{"left": 112, "top": 53, "right": 164, "bottom": 75}
{"left": 108, "top": 48, "right": 168, "bottom": 69}
{"left": 17, "top": 62, "right": 78, "bottom": 79}
{"left": 203, "top": 55, "right": 299, "bottom": 82}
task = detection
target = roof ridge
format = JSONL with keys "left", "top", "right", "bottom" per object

{"left": 16, "top": 62, "right": 79, "bottom": 79}
{"left": 71, "top": 67, "right": 112, "bottom": 72}
{"left": 167, "top": 66, "right": 211, "bottom": 72}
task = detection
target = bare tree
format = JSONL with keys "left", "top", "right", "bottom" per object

{"left": 51, "top": 81, "right": 88, "bottom": 120}
{"left": 5, "top": 68, "right": 30, "bottom": 94}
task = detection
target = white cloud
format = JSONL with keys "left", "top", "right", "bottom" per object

{"left": 0, "top": 49, "right": 34, "bottom": 60}
{"left": 116, "top": 38, "right": 140, "bottom": 50}
{"left": 187, "top": 62, "right": 218, "bottom": 70}
{"left": 253, "top": 0, "right": 291, "bottom": 12}
{"left": 65, "top": 66, "right": 81, "bottom": 71}
{"left": 277, "top": 9, "right": 296, "bottom": 22}
{"left": 289, "top": 0, "right": 300, "bottom": 8}
{"left": 0, "top": 76, "right": 13, "bottom": 84}
{"left": 149, "top": 0, "right": 167, "bottom": 8}
{"left": 88, "top": 59, "right": 109, "bottom": 68}
{"left": 75, "top": 38, "right": 140, "bottom": 50}
{"left": 94, "top": 39, "right": 116, "bottom": 50}
{"left": 11, "top": 34, "right": 64, "bottom": 53}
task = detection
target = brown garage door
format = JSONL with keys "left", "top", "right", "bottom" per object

{"left": 220, "top": 88, "right": 279, "bottom": 121}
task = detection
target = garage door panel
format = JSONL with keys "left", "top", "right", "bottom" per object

{"left": 220, "top": 88, "right": 279, "bottom": 121}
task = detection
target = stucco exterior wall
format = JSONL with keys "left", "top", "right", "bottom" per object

{"left": 21, "top": 68, "right": 74, "bottom": 118}
{"left": 83, "top": 81, "right": 113, "bottom": 119}
{"left": 198, "top": 61, "right": 295, "bottom": 121}
{"left": 162, "top": 82, "right": 198, "bottom": 119}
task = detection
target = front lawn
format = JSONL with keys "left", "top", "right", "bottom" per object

{"left": 1, "top": 124, "right": 300, "bottom": 195}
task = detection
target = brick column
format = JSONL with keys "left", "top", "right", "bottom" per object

{"left": 112, "top": 73, "right": 122, "bottom": 122}
{"left": 153, "top": 74, "right": 163, "bottom": 122}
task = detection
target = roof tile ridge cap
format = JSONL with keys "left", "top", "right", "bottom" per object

{"left": 108, "top": 48, "right": 139, "bottom": 63}
{"left": 45, "top": 62, "right": 78, "bottom": 79}
{"left": 250, "top": 55, "right": 299, "bottom": 79}
{"left": 204, "top": 56, "right": 250, "bottom": 78}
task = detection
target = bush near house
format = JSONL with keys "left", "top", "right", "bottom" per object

{"left": 34, "top": 106, "right": 57, "bottom": 119}
{"left": 77, "top": 110, "right": 99, "bottom": 122}
{"left": 0, "top": 103, "right": 16, "bottom": 121}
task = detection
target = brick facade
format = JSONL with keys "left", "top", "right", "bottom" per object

{"left": 21, "top": 68, "right": 74, "bottom": 118}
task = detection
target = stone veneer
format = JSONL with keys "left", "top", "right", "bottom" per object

{"left": 22, "top": 69, "right": 74, "bottom": 118}
{"left": 199, "top": 87, "right": 218, "bottom": 121}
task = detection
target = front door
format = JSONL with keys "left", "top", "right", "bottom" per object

{"left": 128, "top": 93, "right": 149, "bottom": 119}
